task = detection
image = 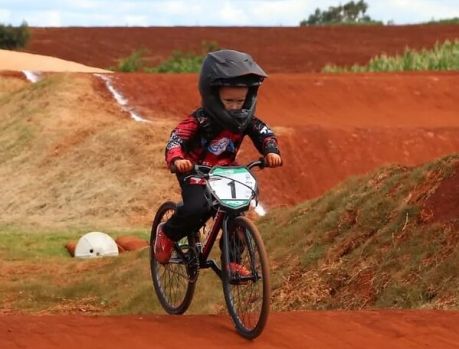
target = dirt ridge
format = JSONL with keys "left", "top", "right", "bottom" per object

{"left": 25, "top": 25, "right": 459, "bottom": 72}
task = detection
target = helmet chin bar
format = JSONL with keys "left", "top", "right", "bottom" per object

{"left": 215, "top": 109, "right": 252, "bottom": 133}
{"left": 228, "top": 109, "right": 250, "bottom": 120}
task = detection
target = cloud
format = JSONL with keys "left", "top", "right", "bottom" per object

{"left": 123, "top": 15, "right": 149, "bottom": 26}
{"left": 0, "top": 9, "right": 12, "bottom": 23}
{"left": 368, "top": 0, "right": 459, "bottom": 23}
{"left": 217, "top": 2, "right": 251, "bottom": 25}
{"left": 11, "top": 10, "right": 62, "bottom": 26}
{"left": 247, "top": 0, "right": 311, "bottom": 25}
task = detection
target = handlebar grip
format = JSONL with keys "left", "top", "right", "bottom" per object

{"left": 258, "top": 157, "right": 266, "bottom": 169}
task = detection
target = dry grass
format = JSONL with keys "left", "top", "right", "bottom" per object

{"left": 0, "top": 75, "right": 229, "bottom": 315}
{"left": 261, "top": 154, "right": 459, "bottom": 311}
{"left": 0, "top": 74, "right": 28, "bottom": 98}
{"left": 0, "top": 73, "right": 179, "bottom": 230}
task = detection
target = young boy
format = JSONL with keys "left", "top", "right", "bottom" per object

{"left": 155, "top": 49, "right": 282, "bottom": 269}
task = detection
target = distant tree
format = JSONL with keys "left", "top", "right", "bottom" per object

{"left": 0, "top": 21, "right": 30, "bottom": 49}
{"left": 300, "top": 1, "right": 381, "bottom": 26}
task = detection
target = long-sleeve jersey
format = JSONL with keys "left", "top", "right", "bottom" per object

{"left": 165, "top": 108, "right": 280, "bottom": 168}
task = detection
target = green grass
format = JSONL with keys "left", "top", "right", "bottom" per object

{"left": 111, "top": 41, "right": 220, "bottom": 73}
{"left": 425, "top": 17, "right": 459, "bottom": 25}
{"left": 0, "top": 226, "right": 227, "bottom": 315}
{"left": 0, "top": 226, "right": 148, "bottom": 260}
{"left": 323, "top": 39, "right": 459, "bottom": 72}
{"left": 113, "top": 48, "right": 147, "bottom": 72}
{"left": 145, "top": 50, "right": 204, "bottom": 73}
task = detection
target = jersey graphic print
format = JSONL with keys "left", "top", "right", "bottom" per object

{"left": 208, "top": 137, "right": 235, "bottom": 155}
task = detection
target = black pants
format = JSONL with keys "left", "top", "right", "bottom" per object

{"left": 163, "top": 173, "right": 212, "bottom": 241}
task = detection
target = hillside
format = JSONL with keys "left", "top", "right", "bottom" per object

{"left": 1, "top": 71, "right": 459, "bottom": 228}
{"left": 1, "top": 152, "right": 457, "bottom": 315}
{"left": 0, "top": 73, "right": 178, "bottom": 229}
{"left": 262, "top": 154, "right": 459, "bottom": 310}
{"left": 25, "top": 25, "right": 459, "bottom": 73}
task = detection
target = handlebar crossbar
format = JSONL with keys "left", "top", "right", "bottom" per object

{"left": 170, "top": 157, "right": 266, "bottom": 175}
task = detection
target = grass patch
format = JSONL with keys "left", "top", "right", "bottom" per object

{"left": 0, "top": 226, "right": 149, "bottom": 260}
{"left": 323, "top": 39, "right": 459, "bottom": 72}
{"left": 113, "top": 48, "right": 147, "bottom": 72}
{"left": 0, "top": 227, "right": 228, "bottom": 315}
{"left": 111, "top": 41, "right": 219, "bottom": 73}
{"left": 145, "top": 50, "right": 205, "bottom": 73}
{"left": 425, "top": 17, "right": 459, "bottom": 25}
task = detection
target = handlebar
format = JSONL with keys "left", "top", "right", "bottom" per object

{"left": 170, "top": 157, "right": 266, "bottom": 175}
{"left": 247, "top": 157, "right": 266, "bottom": 170}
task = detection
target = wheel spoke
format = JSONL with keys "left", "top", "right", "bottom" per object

{"left": 222, "top": 217, "right": 270, "bottom": 338}
{"left": 149, "top": 203, "right": 196, "bottom": 315}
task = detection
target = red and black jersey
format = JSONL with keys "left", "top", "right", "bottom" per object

{"left": 165, "top": 108, "right": 280, "bottom": 168}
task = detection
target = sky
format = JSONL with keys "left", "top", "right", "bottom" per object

{"left": 0, "top": 0, "right": 459, "bottom": 27}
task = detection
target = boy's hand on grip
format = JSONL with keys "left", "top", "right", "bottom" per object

{"left": 174, "top": 159, "right": 194, "bottom": 173}
{"left": 265, "top": 153, "right": 282, "bottom": 168}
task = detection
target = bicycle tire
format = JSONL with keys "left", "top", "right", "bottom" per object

{"left": 149, "top": 201, "right": 197, "bottom": 315}
{"left": 221, "top": 216, "right": 271, "bottom": 339}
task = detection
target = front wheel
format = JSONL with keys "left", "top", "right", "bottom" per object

{"left": 149, "top": 201, "right": 196, "bottom": 315}
{"left": 221, "top": 216, "right": 271, "bottom": 339}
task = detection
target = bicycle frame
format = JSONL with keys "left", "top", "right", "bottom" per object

{"left": 196, "top": 209, "right": 233, "bottom": 280}
{"left": 171, "top": 159, "right": 265, "bottom": 281}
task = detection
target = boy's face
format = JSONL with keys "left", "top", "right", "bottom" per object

{"left": 218, "top": 86, "right": 248, "bottom": 111}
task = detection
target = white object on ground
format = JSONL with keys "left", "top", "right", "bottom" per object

{"left": 74, "top": 231, "right": 119, "bottom": 258}
{"left": 22, "top": 70, "right": 41, "bottom": 83}
{"left": 94, "top": 73, "right": 151, "bottom": 123}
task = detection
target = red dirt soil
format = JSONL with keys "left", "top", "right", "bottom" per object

{"left": 27, "top": 25, "right": 459, "bottom": 72}
{"left": 103, "top": 72, "right": 459, "bottom": 206}
{"left": 2, "top": 311, "right": 459, "bottom": 349}
{"left": 424, "top": 162, "right": 459, "bottom": 225}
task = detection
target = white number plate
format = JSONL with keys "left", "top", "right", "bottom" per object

{"left": 207, "top": 167, "right": 257, "bottom": 209}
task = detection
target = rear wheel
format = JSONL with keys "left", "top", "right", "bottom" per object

{"left": 150, "top": 201, "right": 196, "bottom": 314}
{"left": 221, "top": 216, "right": 271, "bottom": 339}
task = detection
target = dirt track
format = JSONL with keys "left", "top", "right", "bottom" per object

{"left": 27, "top": 25, "right": 459, "bottom": 72}
{"left": 2, "top": 311, "right": 459, "bottom": 349}
{"left": 106, "top": 72, "right": 459, "bottom": 206}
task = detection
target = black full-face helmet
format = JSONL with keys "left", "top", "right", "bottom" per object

{"left": 198, "top": 49, "right": 267, "bottom": 133}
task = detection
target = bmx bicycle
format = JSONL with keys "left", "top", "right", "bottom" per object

{"left": 149, "top": 159, "right": 270, "bottom": 339}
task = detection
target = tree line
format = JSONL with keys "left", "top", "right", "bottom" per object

{"left": 300, "top": 0, "right": 382, "bottom": 26}
{"left": 0, "top": 21, "right": 30, "bottom": 49}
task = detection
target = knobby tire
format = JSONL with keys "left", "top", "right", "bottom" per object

{"left": 150, "top": 201, "right": 196, "bottom": 315}
{"left": 221, "top": 216, "right": 271, "bottom": 339}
